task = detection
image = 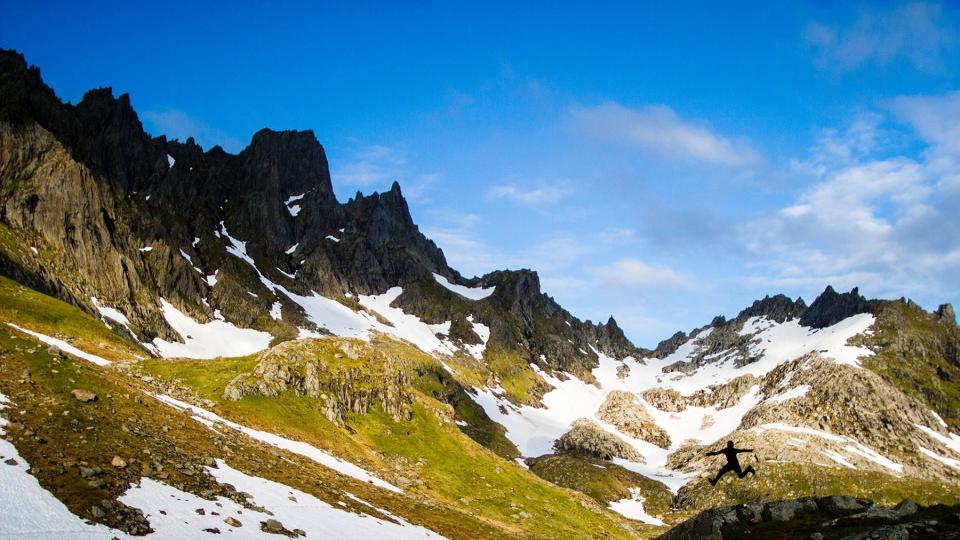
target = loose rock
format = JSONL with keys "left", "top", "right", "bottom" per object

{"left": 71, "top": 389, "right": 97, "bottom": 403}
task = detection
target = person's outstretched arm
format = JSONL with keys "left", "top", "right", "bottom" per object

{"left": 705, "top": 450, "right": 721, "bottom": 456}
{"left": 736, "top": 448, "right": 753, "bottom": 453}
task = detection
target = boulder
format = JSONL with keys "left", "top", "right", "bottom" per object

{"left": 553, "top": 418, "right": 643, "bottom": 462}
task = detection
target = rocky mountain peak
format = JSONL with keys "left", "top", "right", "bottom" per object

{"left": 799, "top": 285, "right": 873, "bottom": 329}
{"left": 239, "top": 128, "right": 334, "bottom": 201}
{"left": 735, "top": 293, "right": 808, "bottom": 324}
{"left": 938, "top": 303, "right": 957, "bottom": 326}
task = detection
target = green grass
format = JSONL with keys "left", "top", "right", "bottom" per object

{"left": 140, "top": 354, "right": 259, "bottom": 397}
{"left": 0, "top": 274, "right": 144, "bottom": 362}
{"left": 526, "top": 453, "right": 674, "bottom": 518}
{"left": 0, "top": 323, "right": 514, "bottom": 538}
{"left": 138, "top": 339, "right": 644, "bottom": 539}
{"left": 351, "top": 400, "right": 641, "bottom": 538}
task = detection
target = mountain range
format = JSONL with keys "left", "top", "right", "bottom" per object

{"left": 1, "top": 48, "right": 959, "bottom": 539}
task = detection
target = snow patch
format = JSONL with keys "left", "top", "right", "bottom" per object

{"left": 0, "top": 402, "right": 127, "bottom": 538}
{"left": 752, "top": 423, "right": 902, "bottom": 473}
{"left": 608, "top": 487, "right": 665, "bottom": 525}
{"left": 919, "top": 446, "right": 960, "bottom": 470}
{"left": 166, "top": 153, "right": 175, "bottom": 167}
{"left": 915, "top": 424, "right": 960, "bottom": 456}
{"left": 90, "top": 297, "right": 131, "bottom": 327}
{"left": 765, "top": 385, "right": 810, "bottom": 405}
{"left": 285, "top": 243, "right": 299, "bottom": 254}
{"left": 595, "top": 314, "right": 875, "bottom": 396}
{"left": 285, "top": 193, "right": 304, "bottom": 217}
{"left": 270, "top": 302, "right": 282, "bottom": 321}
{"left": 139, "top": 246, "right": 153, "bottom": 252}
{"left": 463, "top": 315, "right": 490, "bottom": 360}
{"left": 823, "top": 450, "right": 856, "bottom": 468}
{"left": 357, "top": 288, "right": 459, "bottom": 356}
{"left": 153, "top": 394, "right": 403, "bottom": 493}
{"left": 151, "top": 299, "right": 272, "bottom": 359}
{"left": 5, "top": 323, "right": 111, "bottom": 366}
{"left": 431, "top": 273, "right": 495, "bottom": 300}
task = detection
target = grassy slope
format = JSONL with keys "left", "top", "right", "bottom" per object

{"left": 0, "top": 274, "right": 145, "bottom": 362}
{"left": 0, "top": 324, "right": 488, "bottom": 536}
{"left": 141, "top": 348, "right": 645, "bottom": 539}
{"left": 526, "top": 454, "right": 674, "bottom": 518}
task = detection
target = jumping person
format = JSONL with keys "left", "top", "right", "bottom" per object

{"left": 706, "top": 440, "right": 756, "bottom": 485}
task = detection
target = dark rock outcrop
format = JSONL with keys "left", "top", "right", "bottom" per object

{"left": 656, "top": 497, "right": 957, "bottom": 540}
{"left": 800, "top": 286, "right": 874, "bottom": 329}
{"left": 735, "top": 294, "right": 807, "bottom": 324}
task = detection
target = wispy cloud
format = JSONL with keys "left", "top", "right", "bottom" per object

{"left": 587, "top": 258, "right": 692, "bottom": 289}
{"left": 487, "top": 182, "right": 574, "bottom": 206}
{"left": 890, "top": 91, "right": 960, "bottom": 156}
{"left": 568, "top": 102, "right": 760, "bottom": 167}
{"left": 333, "top": 144, "right": 406, "bottom": 187}
{"left": 142, "top": 108, "right": 244, "bottom": 153}
{"left": 805, "top": 2, "right": 956, "bottom": 72}
{"left": 332, "top": 144, "right": 440, "bottom": 202}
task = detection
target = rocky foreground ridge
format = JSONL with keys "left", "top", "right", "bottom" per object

{"left": 659, "top": 495, "right": 960, "bottom": 540}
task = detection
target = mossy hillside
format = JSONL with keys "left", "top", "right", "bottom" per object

{"left": 526, "top": 453, "right": 674, "bottom": 518}
{"left": 407, "top": 357, "right": 520, "bottom": 459}
{"left": 140, "top": 341, "right": 646, "bottom": 539}
{"left": 0, "top": 324, "right": 513, "bottom": 539}
{"left": 853, "top": 300, "right": 960, "bottom": 430}
{"left": 675, "top": 461, "right": 960, "bottom": 512}
{"left": 0, "top": 274, "right": 145, "bottom": 362}
{"left": 144, "top": 336, "right": 521, "bottom": 461}
{"left": 351, "top": 399, "right": 642, "bottom": 539}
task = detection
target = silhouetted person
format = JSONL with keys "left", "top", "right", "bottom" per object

{"left": 706, "top": 440, "right": 756, "bottom": 485}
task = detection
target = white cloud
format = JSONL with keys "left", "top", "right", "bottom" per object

{"left": 488, "top": 182, "right": 574, "bottom": 206}
{"left": 805, "top": 2, "right": 956, "bottom": 72}
{"left": 890, "top": 91, "right": 960, "bottom": 156}
{"left": 568, "top": 102, "right": 760, "bottom": 167}
{"left": 142, "top": 108, "right": 244, "bottom": 153}
{"left": 587, "top": 258, "right": 691, "bottom": 289}
{"left": 739, "top": 101, "right": 960, "bottom": 303}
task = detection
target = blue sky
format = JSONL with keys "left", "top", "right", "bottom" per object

{"left": 3, "top": 1, "right": 960, "bottom": 345}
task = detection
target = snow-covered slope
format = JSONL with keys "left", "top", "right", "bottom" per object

{"left": 468, "top": 311, "right": 954, "bottom": 491}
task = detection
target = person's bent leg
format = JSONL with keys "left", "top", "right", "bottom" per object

{"left": 738, "top": 465, "right": 756, "bottom": 478}
{"left": 709, "top": 466, "right": 733, "bottom": 485}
